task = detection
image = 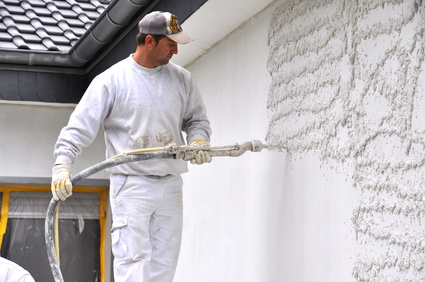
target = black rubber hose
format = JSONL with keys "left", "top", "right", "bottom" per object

{"left": 45, "top": 151, "right": 175, "bottom": 282}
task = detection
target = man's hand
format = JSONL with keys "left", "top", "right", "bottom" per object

{"left": 51, "top": 164, "right": 73, "bottom": 201}
{"left": 189, "top": 139, "right": 212, "bottom": 165}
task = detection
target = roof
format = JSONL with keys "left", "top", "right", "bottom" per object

{"left": 0, "top": 0, "right": 110, "bottom": 52}
{"left": 0, "top": 0, "right": 157, "bottom": 71}
{"left": 0, "top": 0, "right": 208, "bottom": 103}
{"left": 0, "top": 0, "right": 273, "bottom": 103}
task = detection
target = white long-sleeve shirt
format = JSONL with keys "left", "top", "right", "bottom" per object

{"left": 0, "top": 257, "right": 35, "bottom": 282}
{"left": 54, "top": 55, "right": 211, "bottom": 176}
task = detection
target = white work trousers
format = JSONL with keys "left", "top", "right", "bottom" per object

{"left": 110, "top": 174, "right": 183, "bottom": 282}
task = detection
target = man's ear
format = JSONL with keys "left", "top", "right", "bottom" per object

{"left": 145, "top": 35, "right": 156, "bottom": 48}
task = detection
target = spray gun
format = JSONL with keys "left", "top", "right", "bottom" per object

{"left": 45, "top": 140, "right": 268, "bottom": 282}
{"left": 170, "top": 139, "right": 266, "bottom": 159}
{"left": 108, "top": 139, "right": 266, "bottom": 160}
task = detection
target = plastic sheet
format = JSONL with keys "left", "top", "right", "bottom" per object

{"left": 1, "top": 191, "right": 101, "bottom": 282}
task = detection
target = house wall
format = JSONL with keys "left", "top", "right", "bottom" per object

{"left": 175, "top": 0, "right": 425, "bottom": 281}
{"left": 0, "top": 102, "right": 107, "bottom": 178}
{"left": 0, "top": 101, "right": 111, "bottom": 281}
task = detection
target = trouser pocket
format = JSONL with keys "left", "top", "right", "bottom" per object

{"left": 111, "top": 214, "right": 129, "bottom": 261}
{"left": 110, "top": 174, "right": 128, "bottom": 199}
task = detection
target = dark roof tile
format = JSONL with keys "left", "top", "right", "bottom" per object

{"left": 5, "top": 5, "right": 24, "bottom": 14}
{"left": 58, "top": 9, "right": 78, "bottom": 18}
{"left": 38, "top": 16, "right": 58, "bottom": 25}
{"left": 53, "top": 1, "right": 75, "bottom": 9}
{"left": 76, "top": 2, "right": 98, "bottom": 11}
{"left": 13, "top": 36, "right": 29, "bottom": 49}
{"left": 7, "top": 26, "right": 20, "bottom": 37}
{"left": 42, "top": 38, "right": 60, "bottom": 51}
{"left": 16, "top": 23, "right": 34, "bottom": 33}
{"left": 0, "top": 0, "right": 110, "bottom": 52}
{"left": 10, "top": 14, "right": 30, "bottom": 23}
{"left": 0, "top": 31, "right": 12, "bottom": 40}
{"left": 66, "top": 18, "right": 86, "bottom": 27}
{"left": 50, "top": 35, "right": 70, "bottom": 45}
{"left": 28, "top": 1, "right": 46, "bottom": 7}
{"left": 26, "top": 42, "right": 46, "bottom": 50}
{"left": 44, "top": 25, "right": 64, "bottom": 35}
{"left": 21, "top": 33, "right": 39, "bottom": 43}
{"left": 0, "top": 41, "right": 15, "bottom": 48}
{"left": 86, "top": 10, "right": 102, "bottom": 20}
{"left": 33, "top": 7, "right": 52, "bottom": 17}
{"left": 71, "top": 27, "right": 88, "bottom": 37}
{"left": 3, "top": 0, "right": 20, "bottom": 5}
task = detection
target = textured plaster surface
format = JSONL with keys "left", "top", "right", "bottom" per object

{"left": 267, "top": 0, "right": 425, "bottom": 280}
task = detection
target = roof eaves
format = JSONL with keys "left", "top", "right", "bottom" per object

{"left": 0, "top": 0, "right": 157, "bottom": 73}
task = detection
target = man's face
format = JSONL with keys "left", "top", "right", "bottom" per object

{"left": 151, "top": 36, "right": 178, "bottom": 66}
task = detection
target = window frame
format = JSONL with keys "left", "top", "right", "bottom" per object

{"left": 0, "top": 185, "right": 108, "bottom": 282}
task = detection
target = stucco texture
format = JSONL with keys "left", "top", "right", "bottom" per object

{"left": 267, "top": 0, "right": 425, "bottom": 281}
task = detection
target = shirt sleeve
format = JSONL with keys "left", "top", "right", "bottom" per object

{"left": 53, "top": 75, "right": 113, "bottom": 165}
{"left": 182, "top": 74, "right": 212, "bottom": 144}
{"left": 18, "top": 273, "right": 36, "bottom": 282}
{"left": 0, "top": 258, "right": 35, "bottom": 282}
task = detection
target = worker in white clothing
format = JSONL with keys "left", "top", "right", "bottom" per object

{"left": 51, "top": 11, "right": 212, "bottom": 282}
{"left": 0, "top": 257, "right": 35, "bottom": 282}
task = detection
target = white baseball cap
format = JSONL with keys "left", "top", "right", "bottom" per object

{"left": 138, "top": 11, "right": 193, "bottom": 44}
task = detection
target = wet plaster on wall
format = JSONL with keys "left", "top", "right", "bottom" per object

{"left": 266, "top": 0, "right": 425, "bottom": 281}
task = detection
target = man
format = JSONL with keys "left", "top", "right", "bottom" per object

{"left": 0, "top": 257, "right": 35, "bottom": 282}
{"left": 51, "top": 11, "right": 212, "bottom": 281}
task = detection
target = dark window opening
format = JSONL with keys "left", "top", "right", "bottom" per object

{"left": 0, "top": 191, "right": 102, "bottom": 282}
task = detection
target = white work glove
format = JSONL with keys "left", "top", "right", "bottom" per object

{"left": 51, "top": 164, "right": 73, "bottom": 201}
{"left": 189, "top": 139, "right": 212, "bottom": 165}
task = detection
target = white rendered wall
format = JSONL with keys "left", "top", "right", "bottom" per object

{"left": 0, "top": 102, "right": 107, "bottom": 178}
{"left": 175, "top": 2, "right": 306, "bottom": 281}
{"left": 266, "top": 0, "right": 425, "bottom": 281}
{"left": 177, "top": 0, "right": 425, "bottom": 281}
{"left": 174, "top": 2, "right": 342, "bottom": 281}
